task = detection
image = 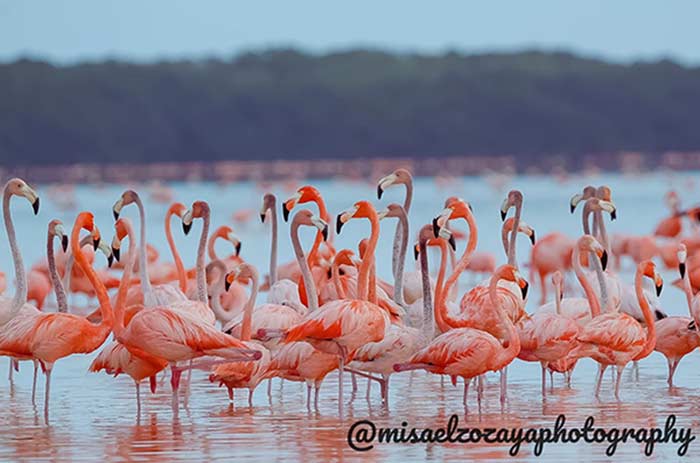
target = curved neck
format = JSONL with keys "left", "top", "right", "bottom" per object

{"left": 207, "top": 260, "right": 229, "bottom": 323}
{"left": 291, "top": 221, "right": 318, "bottom": 311}
{"left": 72, "top": 224, "right": 113, "bottom": 330}
{"left": 358, "top": 212, "right": 380, "bottom": 301}
{"left": 573, "top": 244, "right": 601, "bottom": 317}
{"left": 392, "top": 209, "right": 409, "bottom": 307}
{"left": 240, "top": 270, "right": 259, "bottom": 341}
{"left": 307, "top": 200, "right": 329, "bottom": 265}
{"left": 195, "top": 210, "right": 210, "bottom": 304}
{"left": 507, "top": 200, "right": 522, "bottom": 267}
{"left": 391, "top": 182, "right": 412, "bottom": 281}
{"left": 165, "top": 209, "right": 187, "bottom": 293}
{"left": 554, "top": 283, "right": 562, "bottom": 315}
{"left": 368, "top": 263, "right": 378, "bottom": 304}
{"left": 418, "top": 239, "right": 434, "bottom": 338}
{"left": 114, "top": 223, "right": 137, "bottom": 337}
{"left": 47, "top": 231, "right": 68, "bottom": 313}
{"left": 332, "top": 260, "right": 347, "bottom": 299}
{"left": 635, "top": 270, "right": 656, "bottom": 354}
{"left": 3, "top": 189, "right": 26, "bottom": 320}
{"left": 595, "top": 210, "right": 610, "bottom": 255}
{"left": 62, "top": 235, "right": 95, "bottom": 293}
{"left": 268, "top": 198, "right": 278, "bottom": 285}
{"left": 489, "top": 273, "right": 520, "bottom": 359}
{"left": 682, "top": 263, "right": 694, "bottom": 317}
{"left": 133, "top": 196, "right": 153, "bottom": 301}
{"left": 438, "top": 213, "right": 478, "bottom": 329}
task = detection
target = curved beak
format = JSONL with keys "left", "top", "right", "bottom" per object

{"left": 235, "top": 241, "right": 242, "bottom": 256}
{"left": 182, "top": 210, "right": 193, "bottom": 235}
{"left": 224, "top": 275, "right": 233, "bottom": 292}
{"left": 655, "top": 274, "right": 664, "bottom": 297}
{"left": 448, "top": 234, "right": 456, "bottom": 251}
{"left": 377, "top": 173, "right": 397, "bottom": 200}
{"left": 413, "top": 243, "right": 420, "bottom": 261}
{"left": 679, "top": 262, "right": 686, "bottom": 279}
{"left": 61, "top": 235, "right": 69, "bottom": 253}
{"left": 689, "top": 320, "right": 697, "bottom": 331}
{"left": 336, "top": 214, "right": 345, "bottom": 235}
{"left": 500, "top": 197, "right": 509, "bottom": 222}
{"left": 520, "top": 281, "right": 529, "bottom": 300}
{"left": 91, "top": 227, "right": 100, "bottom": 251}
{"left": 321, "top": 224, "right": 328, "bottom": 242}
{"left": 282, "top": 203, "right": 291, "bottom": 222}
{"left": 600, "top": 250, "right": 608, "bottom": 272}
{"left": 32, "top": 198, "right": 40, "bottom": 215}
{"left": 610, "top": 208, "right": 617, "bottom": 221}
{"left": 112, "top": 197, "right": 123, "bottom": 221}
{"left": 282, "top": 192, "right": 300, "bottom": 223}
{"left": 377, "top": 184, "right": 384, "bottom": 200}
{"left": 569, "top": 193, "right": 582, "bottom": 214}
{"left": 432, "top": 217, "right": 441, "bottom": 238}
{"left": 260, "top": 212, "right": 267, "bottom": 223}
{"left": 529, "top": 230, "right": 536, "bottom": 245}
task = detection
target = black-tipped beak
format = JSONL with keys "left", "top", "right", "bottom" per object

{"left": 529, "top": 231, "right": 536, "bottom": 245}
{"left": 414, "top": 245, "right": 420, "bottom": 261}
{"left": 32, "top": 198, "right": 40, "bottom": 215}
{"left": 336, "top": 215, "right": 344, "bottom": 235}
{"left": 432, "top": 218, "right": 440, "bottom": 238}
{"left": 448, "top": 235, "right": 456, "bottom": 251}
{"left": 521, "top": 282, "right": 529, "bottom": 300}
{"left": 61, "top": 235, "right": 69, "bottom": 253}
{"left": 235, "top": 242, "right": 242, "bottom": 256}
{"left": 183, "top": 222, "right": 192, "bottom": 235}
{"left": 377, "top": 185, "right": 384, "bottom": 200}
{"left": 260, "top": 213, "right": 266, "bottom": 223}
{"left": 656, "top": 283, "right": 663, "bottom": 297}
{"left": 655, "top": 310, "right": 667, "bottom": 320}
{"left": 570, "top": 204, "right": 576, "bottom": 214}
{"left": 500, "top": 210, "right": 507, "bottom": 221}
{"left": 112, "top": 247, "right": 120, "bottom": 262}
{"left": 282, "top": 205, "right": 290, "bottom": 222}
{"left": 321, "top": 224, "right": 329, "bottom": 242}
{"left": 601, "top": 250, "right": 608, "bottom": 272}
{"left": 689, "top": 320, "right": 697, "bottom": 331}
{"left": 680, "top": 262, "right": 686, "bottom": 279}
{"left": 611, "top": 210, "right": 617, "bottom": 221}
{"left": 92, "top": 238, "right": 99, "bottom": 251}
{"left": 113, "top": 209, "right": 120, "bottom": 221}
{"left": 107, "top": 254, "right": 114, "bottom": 268}
{"left": 225, "top": 278, "right": 232, "bottom": 292}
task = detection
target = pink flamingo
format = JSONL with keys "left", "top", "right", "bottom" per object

{"left": 394, "top": 265, "right": 526, "bottom": 408}
{"left": 653, "top": 244, "right": 700, "bottom": 387}
{"left": 570, "top": 259, "right": 662, "bottom": 400}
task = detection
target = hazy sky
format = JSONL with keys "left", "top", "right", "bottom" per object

{"left": 1, "top": 1, "right": 698, "bottom": 64}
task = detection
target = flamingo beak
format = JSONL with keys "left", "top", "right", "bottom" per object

{"left": 414, "top": 244, "right": 420, "bottom": 260}
{"left": 689, "top": 320, "right": 697, "bottom": 331}
{"left": 520, "top": 281, "right": 529, "bottom": 300}
{"left": 112, "top": 198, "right": 123, "bottom": 221}
{"left": 321, "top": 224, "right": 328, "bottom": 242}
{"left": 32, "top": 198, "right": 40, "bottom": 215}
{"left": 610, "top": 209, "right": 617, "bottom": 221}
{"left": 448, "top": 235, "right": 456, "bottom": 251}
{"left": 336, "top": 214, "right": 344, "bottom": 234}
{"left": 61, "top": 235, "right": 69, "bottom": 253}
{"left": 570, "top": 193, "right": 583, "bottom": 214}
{"left": 500, "top": 197, "right": 509, "bottom": 222}
{"left": 235, "top": 241, "right": 242, "bottom": 256}
{"left": 432, "top": 217, "right": 440, "bottom": 238}
{"left": 655, "top": 274, "right": 663, "bottom": 297}
{"left": 224, "top": 274, "right": 233, "bottom": 292}
{"left": 600, "top": 250, "right": 608, "bottom": 272}
{"left": 679, "top": 262, "right": 686, "bottom": 279}
{"left": 260, "top": 213, "right": 266, "bottom": 223}
{"left": 282, "top": 204, "right": 291, "bottom": 222}
{"left": 182, "top": 210, "right": 193, "bottom": 235}
{"left": 377, "top": 184, "right": 384, "bottom": 200}
{"left": 377, "top": 173, "right": 397, "bottom": 200}
{"left": 529, "top": 230, "right": 536, "bottom": 245}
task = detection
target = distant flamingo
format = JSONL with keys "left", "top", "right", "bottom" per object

{"left": 653, "top": 244, "right": 700, "bottom": 387}
{"left": 654, "top": 191, "right": 683, "bottom": 238}
{"left": 394, "top": 265, "right": 526, "bottom": 408}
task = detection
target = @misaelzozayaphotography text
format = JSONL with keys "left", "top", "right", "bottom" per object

{"left": 346, "top": 414, "right": 694, "bottom": 456}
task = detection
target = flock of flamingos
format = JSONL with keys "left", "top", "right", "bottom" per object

{"left": 0, "top": 170, "right": 698, "bottom": 422}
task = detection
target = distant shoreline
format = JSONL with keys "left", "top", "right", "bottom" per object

{"left": 2, "top": 151, "right": 699, "bottom": 184}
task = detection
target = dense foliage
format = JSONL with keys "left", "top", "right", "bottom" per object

{"left": 1, "top": 49, "right": 699, "bottom": 166}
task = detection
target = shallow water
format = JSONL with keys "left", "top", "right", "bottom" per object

{"left": 0, "top": 171, "right": 699, "bottom": 462}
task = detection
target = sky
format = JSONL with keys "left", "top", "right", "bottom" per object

{"left": 1, "top": 1, "right": 698, "bottom": 65}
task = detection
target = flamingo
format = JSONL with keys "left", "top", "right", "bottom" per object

{"left": 260, "top": 193, "right": 302, "bottom": 306}
{"left": 113, "top": 190, "right": 188, "bottom": 307}
{"left": 0, "top": 212, "right": 112, "bottom": 420}
{"left": 262, "top": 200, "right": 389, "bottom": 415}
{"left": 89, "top": 216, "right": 167, "bottom": 414}
{"left": 653, "top": 244, "right": 700, "bottom": 387}
{"left": 570, "top": 259, "right": 662, "bottom": 400}
{"left": 654, "top": 191, "right": 683, "bottom": 238}
{"left": 394, "top": 265, "right": 527, "bottom": 408}
{"left": 109, "top": 214, "right": 262, "bottom": 415}
{"left": 257, "top": 210, "right": 338, "bottom": 409}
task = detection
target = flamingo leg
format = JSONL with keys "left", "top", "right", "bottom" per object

{"left": 248, "top": 389, "right": 253, "bottom": 407}
{"left": 8, "top": 359, "right": 12, "bottom": 383}
{"left": 170, "top": 364, "right": 182, "bottom": 415}
{"left": 549, "top": 369, "right": 554, "bottom": 389}
{"left": 477, "top": 375, "right": 483, "bottom": 404}
{"left": 338, "top": 357, "right": 344, "bottom": 416}
{"left": 351, "top": 371, "right": 357, "bottom": 393}
{"left": 541, "top": 363, "right": 547, "bottom": 399}
{"left": 594, "top": 364, "right": 607, "bottom": 398}
{"left": 614, "top": 365, "right": 625, "bottom": 401}
{"left": 314, "top": 382, "right": 321, "bottom": 410}
{"left": 306, "top": 383, "right": 312, "bottom": 410}
{"left": 668, "top": 359, "right": 680, "bottom": 388}
{"left": 135, "top": 381, "right": 141, "bottom": 416}
{"left": 462, "top": 377, "right": 469, "bottom": 407}
{"left": 44, "top": 364, "right": 53, "bottom": 422}
{"left": 31, "top": 360, "right": 38, "bottom": 405}
{"left": 566, "top": 370, "right": 572, "bottom": 388}
{"left": 381, "top": 373, "right": 390, "bottom": 404}
{"left": 267, "top": 379, "right": 272, "bottom": 400}
{"left": 227, "top": 386, "right": 234, "bottom": 403}
{"left": 499, "top": 368, "right": 507, "bottom": 405}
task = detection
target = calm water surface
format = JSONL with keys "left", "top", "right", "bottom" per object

{"left": 0, "top": 172, "right": 698, "bottom": 462}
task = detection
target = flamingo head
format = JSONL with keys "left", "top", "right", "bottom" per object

{"left": 570, "top": 185, "right": 597, "bottom": 214}
{"left": 640, "top": 260, "right": 663, "bottom": 297}
{"left": 225, "top": 263, "right": 257, "bottom": 292}
{"left": 292, "top": 210, "right": 328, "bottom": 242}
{"left": 495, "top": 264, "right": 529, "bottom": 300}
{"left": 377, "top": 203, "right": 406, "bottom": 221}
{"left": 260, "top": 193, "right": 276, "bottom": 223}
{"left": 678, "top": 243, "right": 688, "bottom": 279}
{"left": 432, "top": 198, "right": 472, "bottom": 237}
{"left": 336, "top": 201, "right": 377, "bottom": 234}
{"left": 167, "top": 202, "right": 187, "bottom": 219}
{"left": 577, "top": 235, "right": 608, "bottom": 272}
{"left": 377, "top": 168, "right": 412, "bottom": 199}
{"left": 182, "top": 200, "right": 209, "bottom": 235}
{"left": 214, "top": 225, "right": 242, "bottom": 256}
{"left": 503, "top": 217, "right": 536, "bottom": 245}
{"left": 112, "top": 190, "right": 139, "bottom": 220}
{"left": 499, "top": 189, "right": 523, "bottom": 221}
{"left": 6, "top": 178, "right": 39, "bottom": 215}
{"left": 49, "top": 219, "right": 69, "bottom": 253}
{"left": 283, "top": 186, "right": 321, "bottom": 222}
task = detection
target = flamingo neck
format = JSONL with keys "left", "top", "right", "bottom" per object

{"left": 682, "top": 263, "right": 694, "bottom": 317}
{"left": 207, "top": 260, "right": 228, "bottom": 323}
{"left": 489, "top": 273, "right": 520, "bottom": 360}
{"left": 368, "top": 263, "right": 378, "bottom": 304}
{"left": 114, "top": 222, "right": 137, "bottom": 337}
{"left": 195, "top": 209, "right": 210, "bottom": 304}
{"left": 595, "top": 210, "right": 610, "bottom": 255}
{"left": 554, "top": 284, "right": 562, "bottom": 315}
{"left": 332, "top": 261, "right": 346, "bottom": 299}
{"left": 207, "top": 233, "right": 222, "bottom": 261}
{"left": 507, "top": 199, "right": 522, "bottom": 267}
{"left": 62, "top": 235, "right": 94, "bottom": 296}
{"left": 438, "top": 213, "right": 478, "bottom": 329}
{"left": 390, "top": 182, "right": 412, "bottom": 285}
{"left": 72, "top": 223, "right": 113, "bottom": 330}
{"left": 165, "top": 209, "right": 187, "bottom": 293}
{"left": 358, "top": 212, "right": 380, "bottom": 301}
{"left": 307, "top": 200, "right": 329, "bottom": 265}
{"left": 268, "top": 198, "right": 278, "bottom": 285}
{"left": 240, "top": 268, "right": 259, "bottom": 341}
{"left": 418, "top": 238, "right": 434, "bottom": 338}
{"left": 47, "top": 231, "right": 68, "bottom": 313}
{"left": 3, "top": 189, "right": 26, "bottom": 321}
{"left": 635, "top": 270, "right": 656, "bottom": 353}
{"left": 133, "top": 196, "right": 153, "bottom": 303}
{"left": 573, "top": 245, "right": 601, "bottom": 317}
{"left": 291, "top": 220, "right": 318, "bottom": 311}
{"left": 392, "top": 209, "right": 409, "bottom": 307}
